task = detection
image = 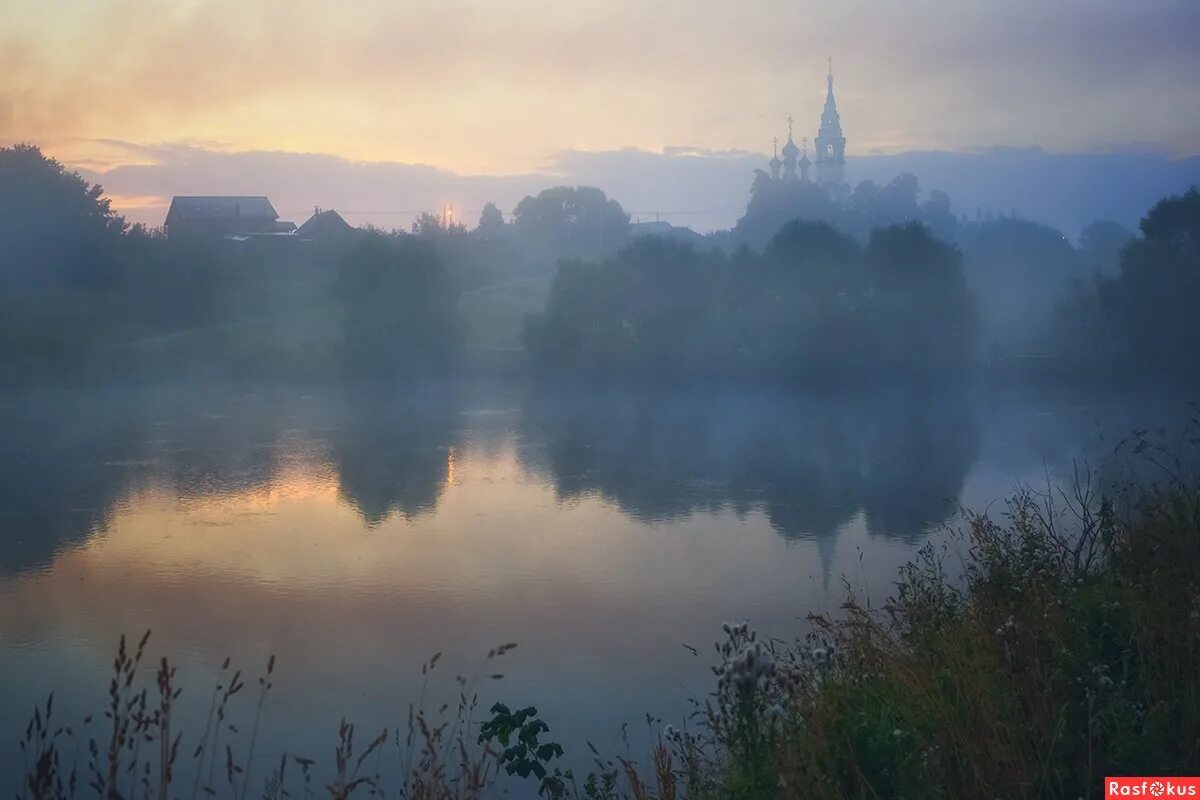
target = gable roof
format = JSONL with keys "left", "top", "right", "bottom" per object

{"left": 296, "top": 209, "right": 355, "bottom": 239}
{"left": 166, "top": 196, "right": 278, "bottom": 223}
{"left": 631, "top": 220, "right": 675, "bottom": 236}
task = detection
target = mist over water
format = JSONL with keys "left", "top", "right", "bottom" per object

{"left": 1, "top": 378, "right": 1193, "bottom": 784}
{"left": 3, "top": 4, "right": 1200, "bottom": 785}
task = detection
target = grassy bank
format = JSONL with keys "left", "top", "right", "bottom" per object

{"left": 16, "top": 434, "right": 1200, "bottom": 799}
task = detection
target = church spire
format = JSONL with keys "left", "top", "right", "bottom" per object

{"left": 814, "top": 56, "right": 846, "bottom": 188}
{"left": 768, "top": 136, "right": 782, "bottom": 181}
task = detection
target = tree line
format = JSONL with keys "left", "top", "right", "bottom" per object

{"left": 2, "top": 143, "right": 1197, "bottom": 384}
{"left": 524, "top": 221, "right": 978, "bottom": 380}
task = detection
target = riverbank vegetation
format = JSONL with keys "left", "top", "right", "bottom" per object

{"left": 17, "top": 430, "right": 1200, "bottom": 798}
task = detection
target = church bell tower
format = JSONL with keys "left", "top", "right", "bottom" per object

{"left": 814, "top": 57, "right": 846, "bottom": 187}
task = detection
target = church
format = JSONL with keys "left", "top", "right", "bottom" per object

{"left": 735, "top": 60, "right": 851, "bottom": 245}
{"left": 762, "top": 60, "right": 848, "bottom": 200}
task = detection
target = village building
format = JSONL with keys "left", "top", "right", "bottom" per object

{"left": 296, "top": 208, "right": 357, "bottom": 243}
{"left": 163, "top": 196, "right": 295, "bottom": 239}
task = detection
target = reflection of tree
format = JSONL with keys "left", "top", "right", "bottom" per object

{"left": 0, "top": 389, "right": 148, "bottom": 575}
{"left": 859, "top": 389, "right": 981, "bottom": 543}
{"left": 519, "top": 385, "right": 981, "bottom": 566}
{"left": 738, "top": 409, "right": 863, "bottom": 542}
{"left": 0, "top": 384, "right": 327, "bottom": 576}
{"left": 151, "top": 386, "right": 290, "bottom": 501}
{"left": 0, "top": 382, "right": 472, "bottom": 576}
{"left": 330, "top": 386, "right": 461, "bottom": 525}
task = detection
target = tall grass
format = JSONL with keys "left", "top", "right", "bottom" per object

{"left": 16, "top": 430, "right": 1200, "bottom": 798}
{"left": 18, "top": 643, "right": 514, "bottom": 799}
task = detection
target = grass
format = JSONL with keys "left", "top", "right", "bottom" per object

{"left": 15, "top": 429, "right": 1200, "bottom": 798}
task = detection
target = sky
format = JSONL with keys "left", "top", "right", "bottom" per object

{"left": 4, "top": 0, "right": 1200, "bottom": 232}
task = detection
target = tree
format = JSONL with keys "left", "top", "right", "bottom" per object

{"left": 920, "top": 189, "right": 959, "bottom": 242}
{"left": 476, "top": 201, "right": 506, "bottom": 238}
{"left": 764, "top": 219, "right": 862, "bottom": 292}
{"left": 960, "top": 217, "right": 1080, "bottom": 350}
{"left": 875, "top": 173, "right": 921, "bottom": 227}
{"left": 523, "top": 238, "right": 727, "bottom": 376}
{"left": 865, "top": 223, "right": 978, "bottom": 374}
{"left": 0, "top": 144, "right": 126, "bottom": 285}
{"left": 1100, "top": 187, "right": 1200, "bottom": 369}
{"left": 337, "top": 233, "right": 463, "bottom": 376}
{"left": 512, "top": 186, "right": 630, "bottom": 253}
{"left": 753, "top": 221, "right": 865, "bottom": 376}
{"left": 849, "top": 180, "right": 881, "bottom": 218}
{"left": 733, "top": 176, "right": 838, "bottom": 248}
{"left": 412, "top": 211, "right": 466, "bottom": 238}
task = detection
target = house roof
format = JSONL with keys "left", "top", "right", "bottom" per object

{"left": 630, "top": 220, "right": 707, "bottom": 246}
{"left": 166, "top": 196, "right": 279, "bottom": 222}
{"left": 296, "top": 209, "right": 355, "bottom": 239}
{"left": 630, "top": 220, "right": 674, "bottom": 235}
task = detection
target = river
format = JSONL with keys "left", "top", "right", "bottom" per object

{"left": 0, "top": 378, "right": 1192, "bottom": 791}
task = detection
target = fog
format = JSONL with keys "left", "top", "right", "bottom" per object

{"left": 3, "top": 3, "right": 1200, "bottom": 792}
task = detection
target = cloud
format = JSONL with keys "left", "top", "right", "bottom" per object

{"left": 4, "top": 0, "right": 1199, "bottom": 176}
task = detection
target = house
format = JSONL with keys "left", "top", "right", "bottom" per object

{"left": 630, "top": 220, "right": 708, "bottom": 247}
{"left": 296, "top": 208, "right": 357, "bottom": 242}
{"left": 630, "top": 220, "right": 675, "bottom": 238}
{"left": 164, "top": 196, "right": 295, "bottom": 239}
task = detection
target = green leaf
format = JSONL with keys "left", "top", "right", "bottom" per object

{"left": 536, "top": 743, "right": 562, "bottom": 762}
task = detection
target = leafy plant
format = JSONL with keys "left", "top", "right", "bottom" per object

{"left": 478, "top": 704, "right": 568, "bottom": 798}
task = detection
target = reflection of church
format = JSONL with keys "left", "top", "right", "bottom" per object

{"left": 763, "top": 59, "right": 847, "bottom": 199}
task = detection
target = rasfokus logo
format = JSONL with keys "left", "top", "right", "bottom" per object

{"left": 1106, "top": 778, "right": 1200, "bottom": 797}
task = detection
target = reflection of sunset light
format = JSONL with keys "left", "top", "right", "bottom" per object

{"left": 174, "top": 464, "right": 342, "bottom": 514}
{"left": 58, "top": 450, "right": 552, "bottom": 591}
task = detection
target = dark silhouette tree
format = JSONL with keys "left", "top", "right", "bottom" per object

{"left": 0, "top": 143, "right": 126, "bottom": 286}
{"left": 1100, "top": 187, "right": 1200, "bottom": 370}
{"left": 524, "top": 238, "right": 727, "bottom": 376}
{"left": 512, "top": 186, "right": 630, "bottom": 253}
{"left": 412, "top": 211, "right": 466, "bottom": 238}
{"left": 477, "top": 201, "right": 506, "bottom": 238}
{"left": 876, "top": 173, "right": 922, "bottom": 227}
{"left": 849, "top": 180, "right": 881, "bottom": 222}
{"left": 865, "top": 223, "right": 979, "bottom": 374}
{"left": 337, "top": 233, "right": 463, "bottom": 376}
{"left": 732, "top": 176, "right": 839, "bottom": 248}
{"left": 921, "top": 189, "right": 959, "bottom": 242}
{"left": 960, "top": 217, "right": 1081, "bottom": 350}
{"left": 749, "top": 221, "right": 865, "bottom": 376}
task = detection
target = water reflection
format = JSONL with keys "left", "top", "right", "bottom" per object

{"left": 2, "top": 381, "right": 1192, "bottom": 582}
{"left": 331, "top": 385, "right": 460, "bottom": 524}
{"left": 0, "top": 383, "right": 470, "bottom": 575}
{"left": 0, "top": 379, "right": 1193, "bottom": 788}
{"left": 519, "top": 385, "right": 980, "bottom": 550}
{"left": 0, "top": 388, "right": 148, "bottom": 575}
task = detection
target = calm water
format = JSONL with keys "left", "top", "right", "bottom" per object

{"left": 0, "top": 379, "right": 1192, "bottom": 788}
